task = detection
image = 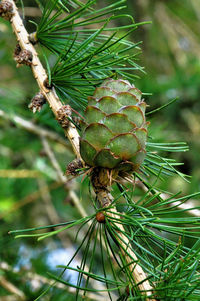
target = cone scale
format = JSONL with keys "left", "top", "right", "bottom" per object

{"left": 80, "top": 79, "right": 148, "bottom": 173}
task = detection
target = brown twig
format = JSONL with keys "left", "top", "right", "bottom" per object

{"left": 0, "top": 275, "right": 26, "bottom": 300}
{"left": 0, "top": 109, "right": 69, "bottom": 147}
{"left": 0, "top": 182, "right": 61, "bottom": 221}
{"left": 0, "top": 169, "right": 40, "bottom": 178}
{"left": 8, "top": 0, "right": 81, "bottom": 160}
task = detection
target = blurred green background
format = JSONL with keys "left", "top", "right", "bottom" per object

{"left": 0, "top": 0, "right": 200, "bottom": 300}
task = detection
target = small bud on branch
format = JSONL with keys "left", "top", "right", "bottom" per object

{"left": 14, "top": 44, "right": 33, "bottom": 66}
{"left": 56, "top": 105, "right": 72, "bottom": 128}
{"left": 28, "top": 92, "right": 46, "bottom": 113}
{"left": 0, "top": 0, "right": 13, "bottom": 20}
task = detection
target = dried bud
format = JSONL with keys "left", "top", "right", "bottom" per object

{"left": 14, "top": 44, "right": 33, "bottom": 66}
{"left": 96, "top": 212, "right": 105, "bottom": 223}
{"left": 28, "top": 92, "right": 46, "bottom": 113}
{"left": 56, "top": 105, "right": 71, "bottom": 128}
{"left": 14, "top": 43, "right": 21, "bottom": 56}
{"left": 0, "top": 0, "right": 13, "bottom": 20}
{"left": 66, "top": 159, "right": 83, "bottom": 176}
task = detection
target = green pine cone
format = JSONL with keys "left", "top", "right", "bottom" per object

{"left": 80, "top": 79, "right": 148, "bottom": 172}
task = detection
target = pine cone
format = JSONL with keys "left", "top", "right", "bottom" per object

{"left": 80, "top": 79, "right": 148, "bottom": 172}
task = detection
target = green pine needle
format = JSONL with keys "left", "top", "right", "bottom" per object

{"left": 33, "top": 0, "right": 149, "bottom": 106}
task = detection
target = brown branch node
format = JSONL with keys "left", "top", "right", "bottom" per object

{"left": 14, "top": 43, "right": 33, "bottom": 66}
{"left": 0, "top": 0, "right": 13, "bottom": 20}
{"left": 28, "top": 92, "right": 46, "bottom": 113}
{"left": 66, "top": 159, "right": 83, "bottom": 176}
{"left": 56, "top": 105, "right": 72, "bottom": 128}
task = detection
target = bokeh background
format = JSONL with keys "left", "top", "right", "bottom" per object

{"left": 0, "top": 0, "right": 200, "bottom": 300}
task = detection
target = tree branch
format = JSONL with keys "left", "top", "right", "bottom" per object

{"left": 91, "top": 166, "right": 155, "bottom": 297}
{"left": 0, "top": 275, "right": 26, "bottom": 300}
{"left": 94, "top": 183, "right": 155, "bottom": 299}
{"left": 8, "top": 0, "right": 81, "bottom": 160}
{"left": 0, "top": 109, "right": 70, "bottom": 148}
{"left": 3, "top": 0, "right": 155, "bottom": 298}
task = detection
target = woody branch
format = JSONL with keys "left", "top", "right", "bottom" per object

{"left": 1, "top": 0, "right": 155, "bottom": 298}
